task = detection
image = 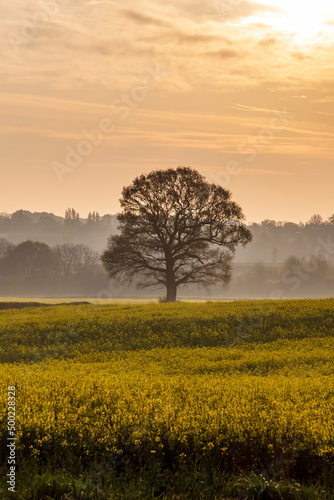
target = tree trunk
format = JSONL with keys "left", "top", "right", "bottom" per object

{"left": 166, "top": 281, "right": 177, "bottom": 302}
{"left": 166, "top": 253, "right": 177, "bottom": 302}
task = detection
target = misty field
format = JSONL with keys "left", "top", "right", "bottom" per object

{"left": 1, "top": 300, "right": 334, "bottom": 499}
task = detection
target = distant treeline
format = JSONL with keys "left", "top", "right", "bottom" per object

{"left": 0, "top": 209, "right": 118, "bottom": 251}
{"left": 0, "top": 240, "right": 108, "bottom": 296}
{"left": 1, "top": 210, "right": 334, "bottom": 298}
{"left": 236, "top": 215, "right": 334, "bottom": 264}
{"left": 1, "top": 210, "right": 334, "bottom": 265}
{"left": 0, "top": 236, "right": 333, "bottom": 299}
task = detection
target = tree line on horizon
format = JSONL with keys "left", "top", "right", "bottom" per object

{"left": 0, "top": 236, "right": 332, "bottom": 298}
{"left": 0, "top": 240, "right": 105, "bottom": 296}
{"left": 1, "top": 209, "right": 334, "bottom": 260}
{"left": 1, "top": 164, "right": 334, "bottom": 299}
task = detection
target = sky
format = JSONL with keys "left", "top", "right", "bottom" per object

{"left": 1, "top": 0, "right": 334, "bottom": 223}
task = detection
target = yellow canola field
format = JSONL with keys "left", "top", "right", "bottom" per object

{"left": 1, "top": 299, "right": 334, "bottom": 475}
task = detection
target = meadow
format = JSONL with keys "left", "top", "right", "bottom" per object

{"left": 1, "top": 299, "right": 334, "bottom": 499}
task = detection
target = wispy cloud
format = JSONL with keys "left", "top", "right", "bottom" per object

{"left": 121, "top": 9, "right": 171, "bottom": 27}
{"left": 206, "top": 49, "right": 241, "bottom": 59}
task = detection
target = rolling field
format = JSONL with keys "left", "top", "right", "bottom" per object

{"left": 1, "top": 300, "right": 334, "bottom": 499}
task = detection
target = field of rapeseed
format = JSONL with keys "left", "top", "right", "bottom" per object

{"left": 1, "top": 299, "right": 334, "bottom": 499}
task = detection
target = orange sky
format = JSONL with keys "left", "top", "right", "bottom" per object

{"left": 1, "top": 0, "right": 334, "bottom": 222}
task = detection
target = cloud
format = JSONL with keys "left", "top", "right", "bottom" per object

{"left": 176, "top": 0, "right": 280, "bottom": 22}
{"left": 231, "top": 103, "right": 280, "bottom": 113}
{"left": 257, "top": 37, "right": 278, "bottom": 47}
{"left": 0, "top": 0, "right": 334, "bottom": 99}
{"left": 317, "top": 110, "right": 334, "bottom": 116}
{"left": 121, "top": 9, "right": 171, "bottom": 28}
{"left": 85, "top": 1, "right": 110, "bottom": 5}
{"left": 218, "top": 1, "right": 280, "bottom": 20}
{"left": 290, "top": 51, "right": 312, "bottom": 61}
{"left": 206, "top": 49, "right": 241, "bottom": 59}
{"left": 244, "top": 168, "right": 297, "bottom": 176}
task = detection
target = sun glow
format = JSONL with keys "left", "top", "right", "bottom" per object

{"left": 245, "top": 0, "right": 334, "bottom": 44}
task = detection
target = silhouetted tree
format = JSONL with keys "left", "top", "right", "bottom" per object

{"left": 261, "top": 219, "right": 277, "bottom": 229}
{"left": 1, "top": 241, "right": 59, "bottom": 280}
{"left": 327, "top": 214, "right": 334, "bottom": 225}
{"left": 0, "top": 238, "right": 14, "bottom": 258}
{"left": 54, "top": 243, "right": 76, "bottom": 276}
{"left": 87, "top": 211, "right": 100, "bottom": 225}
{"left": 303, "top": 255, "right": 332, "bottom": 285}
{"left": 101, "top": 167, "right": 252, "bottom": 302}
{"left": 281, "top": 255, "right": 302, "bottom": 275}
{"left": 54, "top": 243, "right": 99, "bottom": 276}
{"left": 64, "top": 208, "right": 80, "bottom": 241}
{"left": 9, "top": 210, "right": 33, "bottom": 232}
{"left": 307, "top": 214, "right": 323, "bottom": 226}
{"left": 280, "top": 254, "right": 332, "bottom": 295}
{"left": 65, "top": 208, "right": 80, "bottom": 224}
{"left": 37, "top": 215, "right": 60, "bottom": 232}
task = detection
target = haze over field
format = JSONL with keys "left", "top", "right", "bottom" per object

{"left": 1, "top": 209, "right": 334, "bottom": 299}
{"left": 1, "top": 0, "right": 334, "bottom": 222}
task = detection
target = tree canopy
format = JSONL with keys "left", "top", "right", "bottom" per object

{"left": 101, "top": 167, "right": 252, "bottom": 301}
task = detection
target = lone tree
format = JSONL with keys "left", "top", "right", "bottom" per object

{"left": 101, "top": 167, "right": 252, "bottom": 302}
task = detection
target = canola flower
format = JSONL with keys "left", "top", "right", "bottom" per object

{"left": 1, "top": 299, "right": 334, "bottom": 475}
